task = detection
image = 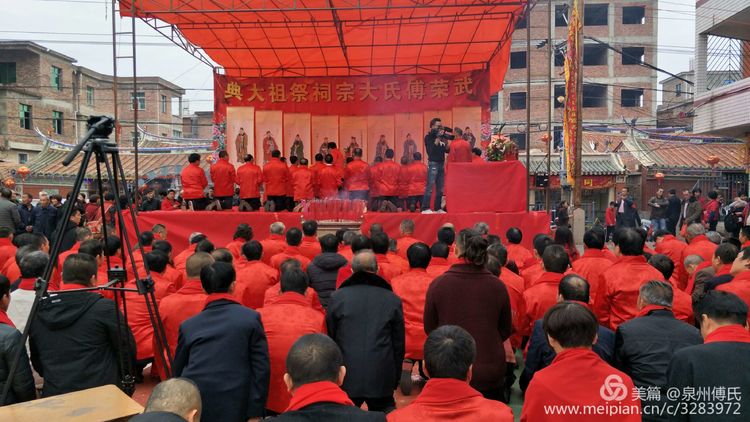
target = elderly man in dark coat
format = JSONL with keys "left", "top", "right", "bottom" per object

{"left": 326, "top": 250, "right": 405, "bottom": 413}
{"left": 174, "top": 262, "right": 270, "bottom": 422}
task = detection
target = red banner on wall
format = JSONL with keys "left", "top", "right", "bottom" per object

{"left": 533, "top": 175, "right": 614, "bottom": 190}
{"left": 214, "top": 70, "right": 490, "bottom": 119}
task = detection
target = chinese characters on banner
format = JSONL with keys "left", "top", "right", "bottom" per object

{"left": 214, "top": 70, "right": 490, "bottom": 118}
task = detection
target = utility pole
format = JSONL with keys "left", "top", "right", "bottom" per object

{"left": 546, "top": 0, "right": 553, "bottom": 212}
{"left": 525, "top": 3, "right": 532, "bottom": 212}
{"left": 573, "top": 0, "right": 584, "bottom": 208}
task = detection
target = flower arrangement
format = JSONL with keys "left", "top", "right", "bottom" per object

{"left": 485, "top": 134, "right": 518, "bottom": 162}
{"left": 211, "top": 119, "right": 226, "bottom": 151}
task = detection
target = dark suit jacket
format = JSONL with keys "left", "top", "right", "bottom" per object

{"left": 174, "top": 299, "right": 270, "bottom": 422}
{"left": 616, "top": 196, "right": 638, "bottom": 228}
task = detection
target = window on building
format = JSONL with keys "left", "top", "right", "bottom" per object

{"left": 621, "top": 89, "right": 644, "bottom": 107}
{"left": 555, "top": 5, "right": 568, "bottom": 27}
{"left": 173, "top": 129, "right": 182, "bottom": 138}
{"left": 509, "top": 92, "right": 527, "bottom": 110}
{"left": 51, "top": 66, "right": 62, "bottom": 91}
{"left": 131, "top": 92, "right": 146, "bottom": 110}
{"left": 161, "top": 95, "right": 168, "bottom": 113}
{"left": 622, "top": 47, "right": 645, "bottom": 65}
{"left": 583, "top": 44, "right": 608, "bottom": 66}
{"left": 19, "top": 104, "right": 31, "bottom": 130}
{"left": 584, "top": 4, "right": 608, "bottom": 26}
{"left": 510, "top": 51, "right": 527, "bottom": 69}
{"left": 0, "top": 63, "right": 16, "bottom": 84}
{"left": 582, "top": 84, "right": 607, "bottom": 108}
{"left": 53, "top": 111, "right": 63, "bottom": 134}
{"left": 490, "top": 94, "right": 499, "bottom": 112}
{"left": 675, "top": 83, "right": 682, "bottom": 97}
{"left": 622, "top": 6, "right": 645, "bottom": 24}
{"left": 554, "top": 50, "right": 565, "bottom": 67}
{"left": 515, "top": 14, "right": 527, "bottom": 29}
{"left": 86, "top": 86, "right": 95, "bottom": 106}
{"left": 554, "top": 85, "right": 566, "bottom": 108}
{"left": 553, "top": 126, "right": 564, "bottom": 151}
{"left": 18, "top": 153, "right": 28, "bottom": 164}
{"left": 509, "top": 133, "right": 527, "bottom": 150}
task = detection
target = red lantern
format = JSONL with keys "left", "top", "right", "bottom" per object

{"left": 706, "top": 155, "right": 720, "bottom": 166}
{"left": 654, "top": 172, "right": 664, "bottom": 181}
{"left": 3, "top": 178, "right": 15, "bottom": 189}
{"left": 541, "top": 133, "right": 550, "bottom": 142}
{"left": 205, "top": 154, "right": 216, "bottom": 164}
{"left": 17, "top": 166, "right": 30, "bottom": 181}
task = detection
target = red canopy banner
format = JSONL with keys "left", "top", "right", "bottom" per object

{"left": 215, "top": 70, "right": 490, "bottom": 116}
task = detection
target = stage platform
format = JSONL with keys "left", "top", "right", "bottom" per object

{"left": 126, "top": 210, "right": 549, "bottom": 253}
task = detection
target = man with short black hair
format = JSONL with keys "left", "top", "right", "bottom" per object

{"left": 264, "top": 150, "right": 290, "bottom": 211}
{"left": 426, "top": 242, "right": 451, "bottom": 278}
{"left": 572, "top": 229, "right": 612, "bottom": 304}
{"left": 237, "top": 154, "right": 263, "bottom": 211}
{"left": 648, "top": 254, "right": 694, "bottom": 323}
{"left": 180, "top": 153, "right": 209, "bottom": 210}
{"left": 299, "top": 220, "right": 321, "bottom": 260}
{"left": 521, "top": 234, "right": 554, "bottom": 288}
{"left": 235, "top": 240, "right": 278, "bottom": 309}
{"left": 504, "top": 227, "right": 532, "bottom": 270}
{"left": 655, "top": 229, "right": 687, "bottom": 285}
{"left": 318, "top": 154, "right": 344, "bottom": 199}
{"left": 371, "top": 232, "right": 403, "bottom": 281}
{"left": 307, "top": 234, "right": 347, "bottom": 308}
{"left": 274, "top": 334, "right": 385, "bottom": 421}
{"left": 225, "top": 223, "right": 253, "bottom": 263}
{"left": 522, "top": 244, "right": 570, "bottom": 336}
{"left": 258, "top": 267, "right": 326, "bottom": 414}
{"left": 344, "top": 148, "right": 371, "bottom": 202}
{"left": 704, "top": 243, "right": 739, "bottom": 292}
{"left": 521, "top": 302, "right": 640, "bottom": 421}
{"left": 210, "top": 150, "right": 237, "bottom": 210}
{"left": 30, "top": 253, "right": 135, "bottom": 396}
{"left": 595, "top": 228, "right": 665, "bottom": 329}
{"left": 615, "top": 281, "right": 702, "bottom": 421}
{"left": 666, "top": 291, "right": 750, "bottom": 421}
{"left": 175, "top": 262, "right": 270, "bottom": 422}
{"left": 327, "top": 251, "right": 405, "bottom": 413}
{"left": 422, "top": 118, "right": 448, "bottom": 213}
{"left": 131, "top": 377, "right": 202, "bottom": 422}
{"left": 270, "top": 227, "right": 312, "bottom": 270}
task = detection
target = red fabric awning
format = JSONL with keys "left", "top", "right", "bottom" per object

{"left": 120, "top": 0, "right": 525, "bottom": 91}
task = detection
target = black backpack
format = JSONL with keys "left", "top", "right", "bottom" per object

{"left": 724, "top": 212, "right": 740, "bottom": 233}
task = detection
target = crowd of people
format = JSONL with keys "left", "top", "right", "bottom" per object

{"left": 0, "top": 209, "right": 749, "bottom": 421}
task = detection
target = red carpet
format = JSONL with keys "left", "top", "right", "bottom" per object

{"left": 127, "top": 210, "right": 549, "bottom": 252}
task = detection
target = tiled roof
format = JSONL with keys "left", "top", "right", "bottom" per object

{"left": 528, "top": 153, "right": 625, "bottom": 176}
{"left": 625, "top": 137, "right": 746, "bottom": 170}
{"left": 581, "top": 131, "right": 628, "bottom": 154}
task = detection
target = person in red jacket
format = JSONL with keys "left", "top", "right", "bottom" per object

{"left": 594, "top": 228, "right": 665, "bottom": 330}
{"left": 521, "top": 302, "right": 640, "bottom": 422}
{"left": 426, "top": 242, "right": 452, "bottom": 278}
{"left": 447, "top": 134, "right": 472, "bottom": 163}
{"left": 703, "top": 190, "right": 721, "bottom": 231}
{"left": 678, "top": 223, "right": 718, "bottom": 290}
{"left": 368, "top": 157, "right": 384, "bottom": 210}
{"left": 572, "top": 229, "right": 613, "bottom": 304}
{"left": 263, "top": 150, "right": 290, "bottom": 212}
{"left": 225, "top": 223, "right": 253, "bottom": 263}
{"left": 270, "top": 228, "right": 312, "bottom": 271}
{"left": 647, "top": 254, "right": 694, "bottom": 324}
{"left": 180, "top": 153, "right": 208, "bottom": 210}
{"left": 299, "top": 220, "right": 321, "bottom": 260}
{"left": 260, "top": 222, "right": 287, "bottom": 265}
{"left": 291, "top": 158, "right": 315, "bottom": 205}
{"left": 343, "top": 148, "right": 370, "bottom": 202}
{"left": 396, "top": 157, "right": 410, "bottom": 210}
{"left": 505, "top": 227, "right": 533, "bottom": 270}
{"left": 471, "top": 147, "right": 484, "bottom": 164}
{"left": 406, "top": 152, "right": 427, "bottom": 212}
{"left": 327, "top": 142, "right": 345, "bottom": 169}
{"left": 390, "top": 243, "right": 433, "bottom": 369}
{"left": 388, "top": 325, "right": 514, "bottom": 422}
{"left": 654, "top": 229, "right": 687, "bottom": 286}
{"left": 209, "top": 150, "right": 236, "bottom": 210}
{"left": 486, "top": 243, "right": 526, "bottom": 351}
{"left": 717, "top": 247, "right": 750, "bottom": 325}
{"left": 236, "top": 154, "right": 263, "bottom": 211}
{"left": 522, "top": 234, "right": 554, "bottom": 289}
{"left": 235, "top": 240, "right": 279, "bottom": 309}
{"left": 309, "top": 153, "right": 326, "bottom": 198}
{"left": 285, "top": 156, "right": 299, "bottom": 211}
{"left": 605, "top": 201, "right": 617, "bottom": 242}
{"left": 376, "top": 149, "right": 401, "bottom": 211}
{"left": 160, "top": 189, "right": 181, "bottom": 211}
{"left": 257, "top": 267, "right": 326, "bottom": 414}
{"left": 317, "top": 154, "right": 343, "bottom": 199}
{"left": 522, "top": 245, "right": 569, "bottom": 337}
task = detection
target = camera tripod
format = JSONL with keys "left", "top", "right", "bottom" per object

{"left": 1, "top": 116, "right": 173, "bottom": 404}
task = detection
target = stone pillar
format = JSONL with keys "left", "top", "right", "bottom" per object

{"left": 572, "top": 207, "right": 585, "bottom": 247}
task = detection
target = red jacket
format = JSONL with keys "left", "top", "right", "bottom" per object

{"left": 180, "top": 162, "right": 208, "bottom": 200}
{"left": 209, "top": 158, "right": 237, "bottom": 197}
{"left": 670, "top": 281, "right": 695, "bottom": 325}
{"left": 521, "top": 348, "right": 640, "bottom": 422}
{"left": 506, "top": 243, "right": 533, "bottom": 270}
{"left": 655, "top": 234, "right": 687, "bottom": 286}
{"left": 500, "top": 267, "right": 526, "bottom": 348}
{"left": 594, "top": 255, "right": 665, "bottom": 330}
{"left": 257, "top": 292, "right": 326, "bottom": 413}
{"left": 717, "top": 271, "right": 750, "bottom": 325}
{"left": 396, "top": 235, "right": 419, "bottom": 259}
{"left": 387, "top": 378, "right": 514, "bottom": 422}
{"left": 448, "top": 139, "right": 473, "bottom": 163}
{"left": 236, "top": 162, "right": 263, "bottom": 199}
{"left": 0, "top": 239, "right": 15, "bottom": 270}
{"left": 376, "top": 160, "right": 401, "bottom": 197}
{"left": 330, "top": 148, "right": 345, "bottom": 169}
{"left": 263, "top": 285, "right": 324, "bottom": 313}
{"left": 317, "top": 165, "right": 343, "bottom": 198}
{"left": 260, "top": 234, "right": 287, "bottom": 265}
{"left": 369, "top": 163, "right": 382, "bottom": 196}
{"left": 287, "top": 165, "right": 298, "bottom": 197}
{"left": 472, "top": 155, "right": 484, "bottom": 164}
{"left": 605, "top": 206, "right": 616, "bottom": 226}
{"left": 344, "top": 159, "right": 370, "bottom": 192}
{"left": 270, "top": 246, "right": 312, "bottom": 271}
{"left": 391, "top": 268, "right": 434, "bottom": 359}
{"left": 407, "top": 161, "right": 427, "bottom": 196}
{"left": 678, "top": 235, "right": 717, "bottom": 290}
{"left": 226, "top": 239, "right": 245, "bottom": 262}
{"left": 263, "top": 158, "right": 290, "bottom": 197}
{"left": 571, "top": 248, "right": 612, "bottom": 304}
{"left": 397, "top": 165, "right": 410, "bottom": 197}
{"left": 522, "top": 272, "right": 565, "bottom": 336}
{"left": 310, "top": 162, "right": 326, "bottom": 196}
{"left": 703, "top": 199, "right": 720, "bottom": 223}
{"left": 299, "top": 236, "right": 321, "bottom": 260}
{"left": 291, "top": 167, "right": 315, "bottom": 201}
{"left": 521, "top": 262, "right": 544, "bottom": 290}
{"left": 154, "top": 279, "right": 207, "bottom": 379}
{"left": 160, "top": 197, "right": 180, "bottom": 211}
{"left": 235, "top": 260, "right": 279, "bottom": 309}
{"left": 173, "top": 243, "right": 197, "bottom": 275}
{"left": 377, "top": 253, "right": 403, "bottom": 281}
{"left": 122, "top": 272, "right": 176, "bottom": 360}
{"left": 426, "top": 257, "right": 451, "bottom": 279}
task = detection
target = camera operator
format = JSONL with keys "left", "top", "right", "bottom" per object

{"left": 422, "top": 118, "right": 453, "bottom": 213}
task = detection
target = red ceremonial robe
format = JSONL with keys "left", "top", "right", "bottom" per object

{"left": 122, "top": 272, "right": 176, "bottom": 360}
{"left": 387, "top": 378, "right": 514, "bottom": 422}
{"left": 655, "top": 234, "right": 687, "bottom": 286}
{"left": 521, "top": 348, "right": 641, "bottom": 422}
{"left": 270, "top": 246, "right": 312, "bottom": 271}
{"left": 258, "top": 292, "right": 326, "bottom": 413}
{"left": 426, "top": 257, "right": 451, "bottom": 279}
{"left": 500, "top": 267, "right": 526, "bottom": 348}
{"left": 298, "top": 236, "right": 322, "bottom": 261}
{"left": 506, "top": 243, "right": 533, "bottom": 270}
{"left": 391, "top": 268, "right": 434, "bottom": 359}
{"left": 678, "top": 235, "right": 717, "bottom": 290}
{"left": 209, "top": 157, "right": 237, "bottom": 197}
{"left": 235, "top": 260, "right": 279, "bottom": 309}
{"left": 571, "top": 248, "right": 613, "bottom": 304}
{"left": 0, "top": 238, "right": 16, "bottom": 270}
{"left": 717, "top": 271, "right": 750, "bottom": 325}
{"left": 522, "top": 272, "right": 565, "bottom": 336}
{"left": 260, "top": 234, "right": 287, "bottom": 265}
{"left": 263, "top": 285, "right": 324, "bottom": 313}
{"left": 396, "top": 235, "right": 419, "bottom": 259}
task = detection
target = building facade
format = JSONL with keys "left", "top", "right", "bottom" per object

{"left": 494, "top": 0, "right": 658, "bottom": 151}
